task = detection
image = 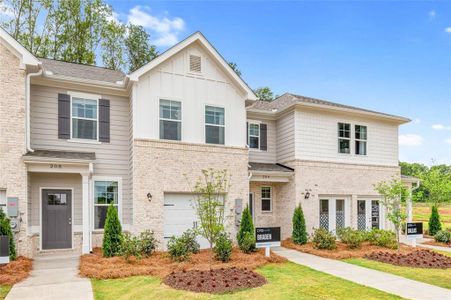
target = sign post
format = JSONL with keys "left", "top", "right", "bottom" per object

{"left": 406, "top": 222, "right": 423, "bottom": 247}
{"left": 255, "top": 227, "right": 281, "bottom": 257}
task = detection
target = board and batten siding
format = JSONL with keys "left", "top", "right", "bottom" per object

{"left": 248, "top": 119, "right": 277, "bottom": 163}
{"left": 133, "top": 43, "right": 247, "bottom": 147}
{"left": 295, "top": 108, "right": 399, "bottom": 166}
{"left": 29, "top": 84, "right": 132, "bottom": 225}
{"left": 276, "top": 112, "right": 296, "bottom": 163}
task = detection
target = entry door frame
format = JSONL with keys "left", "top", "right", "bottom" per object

{"left": 318, "top": 196, "right": 351, "bottom": 233}
{"left": 357, "top": 198, "right": 384, "bottom": 230}
{"left": 248, "top": 192, "right": 255, "bottom": 222}
{"left": 39, "top": 187, "right": 74, "bottom": 251}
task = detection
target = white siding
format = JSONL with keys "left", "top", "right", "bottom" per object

{"left": 276, "top": 112, "right": 296, "bottom": 163}
{"left": 295, "top": 108, "right": 399, "bottom": 166}
{"left": 133, "top": 43, "right": 247, "bottom": 147}
{"left": 30, "top": 85, "right": 133, "bottom": 224}
{"left": 248, "top": 119, "right": 277, "bottom": 163}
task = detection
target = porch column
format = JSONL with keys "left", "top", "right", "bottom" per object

{"left": 407, "top": 189, "right": 413, "bottom": 222}
{"left": 82, "top": 174, "right": 91, "bottom": 254}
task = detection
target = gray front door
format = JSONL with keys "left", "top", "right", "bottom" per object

{"left": 42, "top": 189, "right": 72, "bottom": 250}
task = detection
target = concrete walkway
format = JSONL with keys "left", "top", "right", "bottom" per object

{"left": 273, "top": 247, "right": 451, "bottom": 300}
{"left": 6, "top": 254, "right": 93, "bottom": 300}
{"left": 401, "top": 235, "right": 451, "bottom": 253}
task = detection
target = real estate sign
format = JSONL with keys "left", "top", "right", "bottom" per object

{"left": 255, "top": 227, "right": 281, "bottom": 247}
{"left": 406, "top": 222, "right": 423, "bottom": 239}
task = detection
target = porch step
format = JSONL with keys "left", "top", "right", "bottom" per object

{"left": 36, "top": 248, "right": 80, "bottom": 258}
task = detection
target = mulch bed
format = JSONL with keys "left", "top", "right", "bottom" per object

{"left": 163, "top": 266, "right": 266, "bottom": 293}
{"left": 0, "top": 257, "right": 33, "bottom": 285}
{"left": 282, "top": 239, "right": 413, "bottom": 259}
{"left": 80, "top": 247, "right": 286, "bottom": 279}
{"left": 365, "top": 249, "right": 451, "bottom": 269}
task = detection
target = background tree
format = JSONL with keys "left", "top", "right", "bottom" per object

{"left": 102, "top": 203, "right": 122, "bottom": 257}
{"left": 101, "top": 20, "right": 126, "bottom": 70}
{"left": 125, "top": 24, "right": 158, "bottom": 73}
{"left": 254, "top": 86, "right": 274, "bottom": 101}
{"left": 228, "top": 61, "right": 241, "bottom": 77}
{"left": 374, "top": 178, "right": 409, "bottom": 250}
{"left": 292, "top": 205, "right": 307, "bottom": 245}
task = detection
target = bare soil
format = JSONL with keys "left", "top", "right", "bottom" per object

{"left": 282, "top": 239, "right": 413, "bottom": 259}
{"left": 365, "top": 249, "right": 451, "bottom": 269}
{"left": 163, "top": 267, "right": 266, "bottom": 294}
{"left": 80, "top": 247, "right": 286, "bottom": 279}
{"left": 0, "top": 257, "right": 33, "bottom": 285}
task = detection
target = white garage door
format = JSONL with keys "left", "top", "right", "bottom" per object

{"left": 163, "top": 194, "right": 210, "bottom": 249}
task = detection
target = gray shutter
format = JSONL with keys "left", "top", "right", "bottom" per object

{"left": 246, "top": 122, "right": 249, "bottom": 146}
{"left": 260, "top": 123, "right": 267, "bottom": 151}
{"left": 58, "top": 93, "right": 71, "bottom": 139}
{"left": 99, "top": 99, "right": 110, "bottom": 142}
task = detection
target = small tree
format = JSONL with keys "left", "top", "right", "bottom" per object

{"left": 237, "top": 206, "right": 255, "bottom": 252}
{"left": 0, "top": 209, "right": 16, "bottom": 260}
{"left": 292, "top": 205, "right": 308, "bottom": 245}
{"left": 374, "top": 178, "right": 409, "bottom": 250}
{"left": 102, "top": 203, "right": 122, "bottom": 257}
{"left": 428, "top": 205, "right": 442, "bottom": 236}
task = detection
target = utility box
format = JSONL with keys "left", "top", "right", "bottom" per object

{"left": 7, "top": 197, "right": 20, "bottom": 232}
{"left": 0, "top": 235, "right": 9, "bottom": 264}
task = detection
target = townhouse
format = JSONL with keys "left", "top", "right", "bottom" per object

{"left": 0, "top": 27, "right": 411, "bottom": 257}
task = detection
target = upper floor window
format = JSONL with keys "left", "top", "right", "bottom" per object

{"left": 160, "top": 99, "right": 181, "bottom": 141}
{"left": 338, "top": 122, "right": 350, "bottom": 154}
{"left": 248, "top": 123, "right": 260, "bottom": 149}
{"left": 205, "top": 106, "right": 225, "bottom": 144}
{"left": 72, "top": 97, "right": 98, "bottom": 140}
{"left": 355, "top": 125, "right": 367, "bottom": 155}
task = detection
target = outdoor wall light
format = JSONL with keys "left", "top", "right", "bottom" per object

{"left": 146, "top": 193, "right": 152, "bottom": 202}
{"left": 304, "top": 191, "right": 310, "bottom": 199}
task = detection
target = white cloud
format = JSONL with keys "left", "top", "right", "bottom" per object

{"left": 432, "top": 124, "right": 451, "bottom": 130}
{"left": 429, "top": 10, "right": 436, "bottom": 18}
{"left": 127, "top": 6, "right": 185, "bottom": 47}
{"left": 0, "top": 3, "right": 14, "bottom": 18}
{"left": 399, "top": 134, "right": 424, "bottom": 146}
{"left": 445, "top": 27, "right": 451, "bottom": 33}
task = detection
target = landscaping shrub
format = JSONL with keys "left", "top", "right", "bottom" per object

{"left": 337, "top": 227, "right": 364, "bottom": 249}
{"left": 292, "top": 205, "right": 308, "bottom": 245}
{"left": 434, "top": 230, "right": 451, "bottom": 244}
{"left": 0, "top": 209, "right": 16, "bottom": 260}
{"left": 366, "top": 229, "right": 397, "bottom": 249}
{"left": 237, "top": 206, "right": 255, "bottom": 252}
{"left": 121, "top": 233, "right": 142, "bottom": 262}
{"left": 213, "top": 232, "right": 233, "bottom": 262}
{"left": 312, "top": 228, "right": 336, "bottom": 250}
{"left": 429, "top": 205, "right": 442, "bottom": 236}
{"left": 102, "top": 203, "right": 123, "bottom": 257}
{"left": 167, "top": 229, "right": 200, "bottom": 262}
{"left": 139, "top": 230, "right": 158, "bottom": 257}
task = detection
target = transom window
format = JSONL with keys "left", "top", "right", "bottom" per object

{"left": 338, "top": 123, "right": 351, "bottom": 154}
{"left": 205, "top": 106, "right": 225, "bottom": 144}
{"left": 261, "top": 187, "right": 272, "bottom": 212}
{"left": 160, "top": 99, "right": 181, "bottom": 141}
{"left": 72, "top": 97, "right": 98, "bottom": 140}
{"left": 248, "top": 123, "right": 260, "bottom": 149}
{"left": 94, "top": 180, "right": 119, "bottom": 229}
{"left": 355, "top": 125, "right": 367, "bottom": 155}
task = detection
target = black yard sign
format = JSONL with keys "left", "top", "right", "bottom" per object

{"left": 406, "top": 222, "right": 423, "bottom": 236}
{"left": 255, "top": 227, "right": 281, "bottom": 244}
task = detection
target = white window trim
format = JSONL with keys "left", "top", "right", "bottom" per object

{"left": 204, "top": 104, "right": 225, "bottom": 145}
{"left": 92, "top": 176, "right": 122, "bottom": 232}
{"left": 248, "top": 122, "right": 260, "bottom": 150}
{"left": 159, "top": 99, "right": 183, "bottom": 141}
{"left": 337, "top": 122, "right": 351, "bottom": 154}
{"left": 355, "top": 125, "right": 368, "bottom": 156}
{"left": 261, "top": 186, "right": 272, "bottom": 213}
{"left": 68, "top": 91, "right": 100, "bottom": 143}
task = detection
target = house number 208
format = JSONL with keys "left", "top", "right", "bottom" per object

{"left": 49, "top": 164, "right": 62, "bottom": 168}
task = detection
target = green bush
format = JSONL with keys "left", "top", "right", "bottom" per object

{"left": 213, "top": 232, "right": 233, "bottom": 262}
{"left": 434, "top": 230, "right": 451, "bottom": 244}
{"left": 292, "top": 205, "right": 308, "bottom": 245}
{"left": 102, "top": 203, "right": 123, "bottom": 257}
{"left": 337, "top": 227, "right": 364, "bottom": 249}
{"left": 237, "top": 206, "right": 255, "bottom": 252}
{"left": 167, "top": 229, "right": 200, "bottom": 262}
{"left": 121, "top": 233, "right": 142, "bottom": 262}
{"left": 312, "top": 228, "right": 336, "bottom": 250}
{"left": 366, "top": 229, "right": 397, "bottom": 249}
{"left": 429, "top": 205, "right": 442, "bottom": 236}
{"left": 0, "top": 209, "right": 16, "bottom": 260}
{"left": 139, "top": 230, "right": 158, "bottom": 257}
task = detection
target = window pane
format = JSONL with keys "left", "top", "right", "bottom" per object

{"left": 338, "top": 123, "right": 350, "bottom": 138}
{"left": 338, "top": 139, "right": 350, "bottom": 153}
{"left": 84, "top": 101, "right": 97, "bottom": 119}
{"left": 72, "top": 119, "right": 97, "bottom": 140}
{"left": 261, "top": 187, "right": 271, "bottom": 199}
{"left": 249, "top": 136, "right": 259, "bottom": 149}
{"left": 205, "top": 106, "right": 224, "bottom": 125}
{"left": 320, "top": 199, "right": 329, "bottom": 214}
{"left": 94, "top": 206, "right": 111, "bottom": 229}
{"left": 48, "top": 193, "right": 67, "bottom": 205}
{"left": 249, "top": 124, "right": 259, "bottom": 136}
{"left": 206, "top": 125, "right": 224, "bottom": 144}
{"left": 95, "top": 181, "right": 118, "bottom": 205}
{"left": 160, "top": 100, "right": 171, "bottom": 119}
{"left": 160, "top": 120, "right": 181, "bottom": 140}
{"left": 170, "top": 101, "right": 181, "bottom": 120}
{"left": 262, "top": 199, "right": 271, "bottom": 211}
{"left": 355, "top": 125, "right": 367, "bottom": 140}
{"left": 356, "top": 140, "right": 367, "bottom": 155}
{"left": 72, "top": 98, "right": 85, "bottom": 118}
{"left": 72, "top": 98, "right": 97, "bottom": 119}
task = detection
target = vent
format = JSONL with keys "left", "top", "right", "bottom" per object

{"left": 189, "top": 55, "right": 201, "bottom": 73}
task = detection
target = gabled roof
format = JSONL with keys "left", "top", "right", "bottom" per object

{"left": 129, "top": 31, "right": 257, "bottom": 101}
{"left": 248, "top": 93, "right": 410, "bottom": 124}
{"left": 0, "top": 26, "right": 40, "bottom": 67}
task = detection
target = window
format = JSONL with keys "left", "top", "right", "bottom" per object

{"left": 248, "top": 123, "right": 260, "bottom": 149}
{"left": 205, "top": 106, "right": 225, "bottom": 144}
{"left": 261, "top": 187, "right": 272, "bottom": 212}
{"left": 0, "top": 190, "right": 6, "bottom": 214}
{"left": 71, "top": 97, "right": 98, "bottom": 140}
{"left": 336, "top": 199, "right": 345, "bottom": 230}
{"left": 338, "top": 123, "right": 350, "bottom": 154}
{"left": 319, "top": 199, "right": 329, "bottom": 230}
{"left": 160, "top": 100, "right": 181, "bottom": 140}
{"left": 355, "top": 125, "right": 367, "bottom": 155}
{"left": 94, "top": 180, "right": 119, "bottom": 229}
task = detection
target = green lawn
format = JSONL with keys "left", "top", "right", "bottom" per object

{"left": 92, "top": 262, "right": 402, "bottom": 300}
{"left": 344, "top": 258, "right": 451, "bottom": 290}
{"left": 412, "top": 203, "right": 451, "bottom": 231}
{"left": 0, "top": 285, "right": 11, "bottom": 300}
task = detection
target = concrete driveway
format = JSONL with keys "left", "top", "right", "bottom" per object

{"left": 6, "top": 254, "right": 93, "bottom": 300}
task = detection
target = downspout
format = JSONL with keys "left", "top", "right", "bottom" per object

{"left": 25, "top": 65, "right": 43, "bottom": 152}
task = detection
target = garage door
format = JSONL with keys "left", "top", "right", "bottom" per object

{"left": 163, "top": 194, "right": 210, "bottom": 249}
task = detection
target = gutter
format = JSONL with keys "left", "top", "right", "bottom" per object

{"left": 26, "top": 65, "right": 43, "bottom": 152}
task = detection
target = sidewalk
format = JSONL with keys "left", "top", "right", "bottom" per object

{"left": 400, "top": 235, "right": 451, "bottom": 253}
{"left": 272, "top": 247, "right": 451, "bottom": 300}
{"left": 6, "top": 254, "right": 93, "bottom": 300}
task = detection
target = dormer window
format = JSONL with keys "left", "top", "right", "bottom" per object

{"left": 189, "top": 55, "right": 201, "bottom": 73}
